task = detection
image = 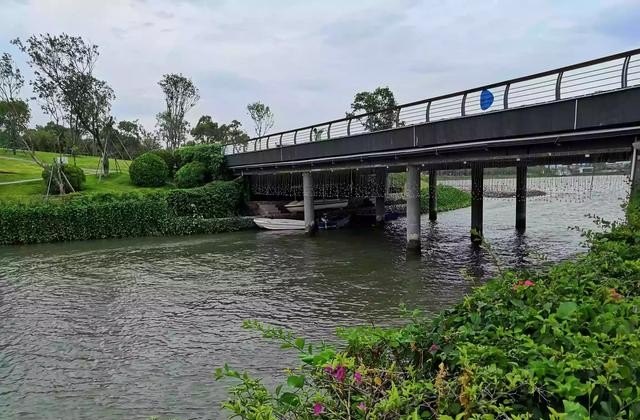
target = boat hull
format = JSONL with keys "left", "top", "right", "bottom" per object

{"left": 253, "top": 218, "right": 305, "bottom": 230}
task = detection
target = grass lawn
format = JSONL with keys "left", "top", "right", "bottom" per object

{"left": 0, "top": 148, "right": 170, "bottom": 203}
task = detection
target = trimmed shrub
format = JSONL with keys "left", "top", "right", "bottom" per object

{"left": 150, "top": 149, "right": 178, "bottom": 176}
{"left": 129, "top": 152, "right": 168, "bottom": 187}
{"left": 166, "top": 181, "right": 243, "bottom": 219}
{"left": 175, "top": 143, "right": 225, "bottom": 179}
{"left": 174, "top": 161, "right": 209, "bottom": 189}
{"left": 420, "top": 184, "right": 471, "bottom": 213}
{"left": 41, "top": 164, "right": 86, "bottom": 194}
{"left": 0, "top": 181, "right": 248, "bottom": 245}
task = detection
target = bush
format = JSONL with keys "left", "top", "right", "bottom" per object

{"left": 41, "top": 164, "right": 86, "bottom": 194}
{"left": 150, "top": 149, "right": 178, "bottom": 176}
{"left": 217, "top": 200, "right": 640, "bottom": 419}
{"left": 420, "top": 184, "right": 471, "bottom": 213}
{"left": 166, "top": 181, "right": 243, "bottom": 219}
{"left": 174, "top": 161, "right": 209, "bottom": 189}
{"left": 129, "top": 152, "right": 168, "bottom": 187}
{"left": 0, "top": 181, "right": 248, "bottom": 245}
{"left": 175, "top": 143, "right": 226, "bottom": 179}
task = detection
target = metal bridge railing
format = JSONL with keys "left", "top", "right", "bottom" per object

{"left": 225, "top": 48, "right": 640, "bottom": 155}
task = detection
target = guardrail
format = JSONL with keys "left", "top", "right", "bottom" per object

{"left": 226, "top": 48, "right": 640, "bottom": 155}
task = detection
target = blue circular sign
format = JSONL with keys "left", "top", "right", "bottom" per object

{"left": 480, "top": 89, "right": 494, "bottom": 110}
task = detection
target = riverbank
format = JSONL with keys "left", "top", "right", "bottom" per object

{"left": 0, "top": 180, "right": 253, "bottom": 245}
{"left": 219, "top": 197, "right": 640, "bottom": 418}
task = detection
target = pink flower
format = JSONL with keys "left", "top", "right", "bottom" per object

{"left": 523, "top": 280, "right": 535, "bottom": 287}
{"left": 358, "top": 402, "right": 366, "bottom": 411}
{"left": 513, "top": 279, "right": 535, "bottom": 290}
{"left": 313, "top": 402, "right": 325, "bottom": 416}
{"left": 333, "top": 365, "right": 346, "bottom": 382}
{"left": 323, "top": 366, "right": 333, "bottom": 374}
{"left": 353, "top": 371, "right": 362, "bottom": 384}
{"left": 429, "top": 343, "right": 440, "bottom": 354}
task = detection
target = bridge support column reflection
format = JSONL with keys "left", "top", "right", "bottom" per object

{"left": 471, "top": 165, "right": 484, "bottom": 243}
{"left": 302, "top": 172, "right": 316, "bottom": 235}
{"left": 406, "top": 165, "right": 421, "bottom": 251}
{"left": 428, "top": 170, "right": 437, "bottom": 221}
{"left": 375, "top": 169, "right": 386, "bottom": 225}
{"left": 515, "top": 163, "right": 527, "bottom": 233}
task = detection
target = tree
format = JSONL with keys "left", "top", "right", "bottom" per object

{"left": 247, "top": 101, "right": 274, "bottom": 141}
{"left": 0, "top": 53, "right": 30, "bottom": 154}
{"left": 191, "top": 115, "right": 250, "bottom": 151}
{"left": 156, "top": 73, "right": 199, "bottom": 150}
{"left": 12, "top": 34, "right": 115, "bottom": 175}
{"left": 347, "top": 86, "right": 398, "bottom": 132}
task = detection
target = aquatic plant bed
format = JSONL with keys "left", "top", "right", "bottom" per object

{"left": 218, "top": 199, "right": 640, "bottom": 418}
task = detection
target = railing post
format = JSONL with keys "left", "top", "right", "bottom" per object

{"left": 266, "top": 136, "right": 269, "bottom": 149}
{"left": 555, "top": 71, "right": 563, "bottom": 100}
{"left": 425, "top": 101, "right": 431, "bottom": 123}
{"left": 253, "top": 140, "right": 257, "bottom": 152}
{"left": 461, "top": 92, "right": 468, "bottom": 116}
{"left": 279, "top": 133, "right": 283, "bottom": 147}
{"left": 293, "top": 130, "right": 297, "bottom": 145}
{"left": 327, "top": 123, "right": 331, "bottom": 140}
{"left": 503, "top": 83, "right": 510, "bottom": 109}
{"left": 309, "top": 127, "right": 313, "bottom": 143}
{"left": 622, "top": 55, "right": 631, "bottom": 88}
{"left": 347, "top": 118, "right": 352, "bottom": 136}
{"left": 395, "top": 107, "right": 401, "bottom": 127}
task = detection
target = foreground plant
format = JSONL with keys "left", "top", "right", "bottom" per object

{"left": 218, "top": 200, "right": 640, "bottom": 419}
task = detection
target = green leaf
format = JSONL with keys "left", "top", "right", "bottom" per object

{"left": 556, "top": 302, "right": 578, "bottom": 319}
{"left": 294, "top": 337, "right": 305, "bottom": 350}
{"left": 287, "top": 374, "right": 305, "bottom": 389}
{"left": 279, "top": 392, "right": 300, "bottom": 407}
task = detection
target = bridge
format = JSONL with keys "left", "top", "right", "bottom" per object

{"left": 226, "top": 48, "right": 640, "bottom": 249}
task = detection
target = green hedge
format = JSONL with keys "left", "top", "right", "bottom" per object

{"left": 175, "top": 143, "right": 226, "bottom": 179}
{"left": 217, "top": 199, "right": 640, "bottom": 418}
{"left": 42, "top": 164, "right": 86, "bottom": 194}
{"left": 166, "top": 181, "right": 243, "bottom": 219}
{"left": 0, "top": 181, "right": 247, "bottom": 245}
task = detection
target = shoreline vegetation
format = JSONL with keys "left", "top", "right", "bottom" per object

{"left": 217, "top": 197, "right": 640, "bottom": 419}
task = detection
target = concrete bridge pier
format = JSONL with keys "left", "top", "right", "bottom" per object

{"left": 406, "top": 165, "right": 421, "bottom": 251}
{"left": 375, "top": 169, "right": 386, "bottom": 225}
{"left": 302, "top": 172, "right": 316, "bottom": 235}
{"left": 428, "top": 170, "right": 437, "bottom": 221}
{"left": 515, "top": 164, "right": 527, "bottom": 233}
{"left": 471, "top": 165, "right": 484, "bottom": 243}
{"left": 633, "top": 142, "right": 640, "bottom": 199}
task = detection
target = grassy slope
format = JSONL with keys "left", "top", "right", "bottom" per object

{"left": 0, "top": 148, "right": 170, "bottom": 203}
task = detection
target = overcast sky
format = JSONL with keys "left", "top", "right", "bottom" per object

{"left": 1, "top": 0, "right": 638, "bottom": 136}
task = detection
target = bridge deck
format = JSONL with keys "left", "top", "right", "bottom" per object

{"left": 226, "top": 48, "right": 640, "bottom": 174}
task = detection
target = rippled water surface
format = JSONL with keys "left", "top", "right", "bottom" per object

{"left": 0, "top": 177, "right": 629, "bottom": 419}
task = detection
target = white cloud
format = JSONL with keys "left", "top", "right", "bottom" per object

{"left": 1, "top": 0, "right": 638, "bottom": 136}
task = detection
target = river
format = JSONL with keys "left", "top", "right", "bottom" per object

{"left": 0, "top": 176, "right": 629, "bottom": 419}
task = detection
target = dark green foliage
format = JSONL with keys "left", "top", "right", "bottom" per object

{"left": 175, "top": 143, "right": 225, "bottom": 179}
{"left": 150, "top": 149, "right": 178, "bottom": 176}
{"left": 166, "top": 181, "right": 242, "bottom": 219}
{"left": 129, "top": 152, "right": 168, "bottom": 187}
{"left": 218, "top": 199, "right": 640, "bottom": 418}
{"left": 41, "top": 164, "right": 86, "bottom": 194}
{"left": 420, "top": 184, "right": 471, "bottom": 213}
{"left": 0, "top": 181, "right": 246, "bottom": 245}
{"left": 174, "top": 161, "right": 208, "bottom": 188}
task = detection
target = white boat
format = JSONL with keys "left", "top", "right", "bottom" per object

{"left": 253, "top": 218, "right": 305, "bottom": 230}
{"left": 284, "top": 199, "right": 348, "bottom": 213}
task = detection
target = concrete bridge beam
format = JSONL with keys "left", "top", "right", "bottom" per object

{"left": 471, "top": 165, "right": 484, "bottom": 243}
{"left": 428, "top": 169, "right": 437, "bottom": 221}
{"left": 302, "top": 172, "right": 316, "bottom": 235}
{"left": 515, "top": 164, "right": 527, "bottom": 233}
{"left": 406, "top": 165, "right": 421, "bottom": 251}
